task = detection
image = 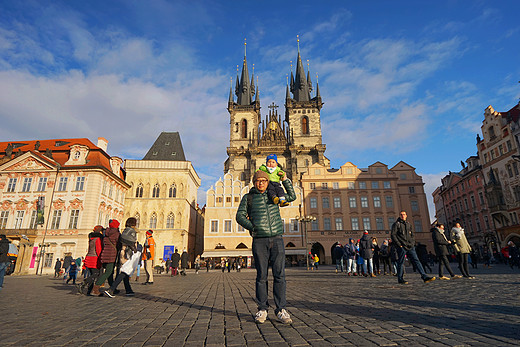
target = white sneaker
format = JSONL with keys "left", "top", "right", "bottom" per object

{"left": 276, "top": 309, "right": 292, "bottom": 324}
{"left": 255, "top": 310, "right": 267, "bottom": 324}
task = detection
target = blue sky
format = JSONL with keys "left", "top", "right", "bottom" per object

{"left": 1, "top": 1, "right": 519, "bottom": 220}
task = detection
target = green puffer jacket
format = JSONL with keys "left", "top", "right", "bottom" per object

{"left": 236, "top": 179, "right": 296, "bottom": 238}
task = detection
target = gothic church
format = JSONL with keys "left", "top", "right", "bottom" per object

{"left": 224, "top": 44, "right": 329, "bottom": 184}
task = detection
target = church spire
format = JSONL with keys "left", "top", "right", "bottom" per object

{"left": 235, "top": 39, "right": 255, "bottom": 105}
{"left": 290, "top": 36, "right": 311, "bottom": 102}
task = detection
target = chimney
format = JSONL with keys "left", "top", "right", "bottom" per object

{"left": 97, "top": 137, "right": 108, "bottom": 152}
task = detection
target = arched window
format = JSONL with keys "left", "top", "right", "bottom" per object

{"left": 169, "top": 184, "right": 177, "bottom": 198}
{"left": 241, "top": 119, "right": 248, "bottom": 138}
{"left": 302, "top": 116, "right": 309, "bottom": 134}
{"left": 166, "top": 213, "right": 174, "bottom": 228}
{"left": 135, "top": 213, "right": 140, "bottom": 228}
{"left": 149, "top": 213, "right": 157, "bottom": 229}
{"left": 135, "top": 184, "right": 143, "bottom": 198}
{"left": 152, "top": 184, "right": 160, "bottom": 198}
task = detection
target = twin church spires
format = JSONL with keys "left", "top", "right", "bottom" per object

{"left": 225, "top": 38, "right": 328, "bottom": 184}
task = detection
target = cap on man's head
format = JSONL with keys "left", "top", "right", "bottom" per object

{"left": 147, "top": 230, "right": 153, "bottom": 235}
{"left": 266, "top": 154, "right": 278, "bottom": 163}
{"left": 253, "top": 170, "right": 269, "bottom": 182}
{"left": 109, "top": 219, "right": 120, "bottom": 229}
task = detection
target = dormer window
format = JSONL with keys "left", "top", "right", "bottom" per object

{"left": 165, "top": 142, "right": 170, "bottom": 146}
{"left": 74, "top": 151, "right": 80, "bottom": 159}
{"left": 152, "top": 151, "right": 158, "bottom": 156}
{"left": 171, "top": 152, "right": 176, "bottom": 156}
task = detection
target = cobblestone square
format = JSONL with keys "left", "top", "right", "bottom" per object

{"left": 1, "top": 264, "right": 519, "bottom": 346}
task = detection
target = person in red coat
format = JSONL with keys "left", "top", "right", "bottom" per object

{"left": 78, "top": 225, "right": 104, "bottom": 295}
{"left": 92, "top": 219, "right": 120, "bottom": 295}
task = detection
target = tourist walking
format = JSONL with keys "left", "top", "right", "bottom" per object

{"left": 431, "top": 224, "right": 461, "bottom": 280}
{"left": 450, "top": 223, "right": 474, "bottom": 278}
{"left": 92, "top": 219, "right": 120, "bottom": 296}
{"left": 78, "top": 225, "right": 103, "bottom": 295}
{"left": 391, "top": 211, "right": 435, "bottom": 284}
{"left": 379, "top": 240, "right": 392, "bottom": 275}
{"left": 54, "top": 258, "right": 62, "bottom": 278}
{"left": 142, "top": 230, "right": 155, "bottom": 285}
{"left": 194, "top": 255, "right": 201, "bottom": 274}
{"left": 236, "top": 170, "right": 296, "bottom": 324}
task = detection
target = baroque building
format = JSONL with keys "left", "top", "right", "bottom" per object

{"left": 0, "top": 138, "right": 129, "bottom": 274}
{"left": 432, "top": 156, "right": 494, "bottom": 256}
{"left": 301, "top": 161, "right": 432, "bottom": 263}
{"left": 123, "top": 132, "right": 203, "bottom": 264}
{"left": 477, "top": 102, "right": 520, "bottom": 249}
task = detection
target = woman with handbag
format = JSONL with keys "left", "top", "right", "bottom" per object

{"left": 451, "top": 223, "right": 474, "bottom": 279}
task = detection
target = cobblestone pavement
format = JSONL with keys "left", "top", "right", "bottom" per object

{"left": 1, "top": 264, "right": 519, "bottom": 346}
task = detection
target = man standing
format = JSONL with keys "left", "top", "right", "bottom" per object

{"left": 180, "top": 249, "right": 189, "bottom": 276}
{"left": 170, "top": 249, "right": 180, "bottom": 276}
{"left": 142, "top": 230, "right": 155, "bottom": 285}
{"left": 236, "top": 170, "right": 296, "bottom": 324}
{"left": 391, "top": 211, "right": 435, "bottom": 284}
{"left": 0, "top": 235, "right": 10, "bottom": 290}
{"left": 54, "top": 258, "right": 62, "bottom": 278}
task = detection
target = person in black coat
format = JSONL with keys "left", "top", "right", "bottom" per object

{"left": 359, "top": 231, "right": 375, "bottom": 277}
{"left": 54, "top": 258, "right": 62, "bottom": 277}
{"left": 333, "top": 243, "right": 345, "bottom": 273}
{"left": 170, "top": 249, "right": 181, "bottom": 276}
{"left": 431, "top": 224, "right": 461, "bottom": 280}
{"left": 180, "top": 250, "right": 189, "bottom": 276}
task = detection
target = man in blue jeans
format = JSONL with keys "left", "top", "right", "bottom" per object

{"left": 391, "top": 211, "right": 435, "bottom": 285}
{"left": 236, "top": 170, "right": 296, "bottom": 324}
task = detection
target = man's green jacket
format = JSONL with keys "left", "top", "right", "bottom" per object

{"left": 236, "top": 179, "right": 296, "bottom": 238}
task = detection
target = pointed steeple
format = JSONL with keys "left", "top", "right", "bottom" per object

{"left": 235, "top": 39, "right": 253, "bottom": 105}
{"left": 290, "top": 36, "right": 311, "bottom": 102}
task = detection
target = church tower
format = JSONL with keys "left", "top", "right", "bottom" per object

{"left": 224, "top": 41, "right": 261, "bottom": 183}
{"left": 225, "top": 40, "right": 328, "bottom": 185}
{"left": 285, "top": 38, "right": 328, "bottom": 180}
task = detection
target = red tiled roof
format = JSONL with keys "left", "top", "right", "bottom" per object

{"left": 0, "top": 138, "right": 125, "bottom": 180}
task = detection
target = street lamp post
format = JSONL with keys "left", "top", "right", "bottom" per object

{"left": 296, "top": 215, "right": 316, "bottom": 270}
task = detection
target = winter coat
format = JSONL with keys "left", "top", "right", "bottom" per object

{"left": 391, "top": 218, "right": 415, "bottom": 250}
{"left": 0, "top": 237, "right": 10, "bottom": 263}
{"left": 333, "top": 245, "right": 345, "bottom": 261}
{"left": 236, "top": 179, "right": 296, "bottom": 238}
{"left": 258, "top": 164, "right": 285, "bottom": 183}
{"left": 359, "top": 234, "right": 373, "bottom": 259}
{"left": 84, "top": 232, "right": 103, "bottom": 269}
{"left": 379, "top": 243, "right": 390, "bottom": 258}
{"left": 344, "top": 240, "right": 357, "bottom": 259}
{"left": 180, "top": 251, "right": 189, "bottom": 268}
{"left": 54, "top": 259, "right": 62, "bottom": 271}
{"left": 99, "top": 227, "right": 120, "bottom": 264}
{"left": 171, "top": 252, "right": 181, "bottom": 267}
{"left": 63, "top": 255, "right": 73, "bottom": 269}
{"left": 372, "top": 243, "right": 381, "bottom": 260}
{"left": 450, "top": 227, "right": 471, "bottom": 254}
{"left": 142, "top": 235, "right": 155, "bottom": 261}
{"left": 431, "top": 227, "right": 451, "bottom": 256}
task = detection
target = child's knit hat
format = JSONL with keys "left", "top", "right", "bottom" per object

{"left": 266, "top": 154, "right": 278, "bottom": 163}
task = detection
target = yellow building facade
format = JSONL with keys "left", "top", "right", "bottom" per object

{"left": 301, "top": 161, "right": 432, "bottom": 263}
{"left": 123, "top": 133, "right": 203, "bottom": 264}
